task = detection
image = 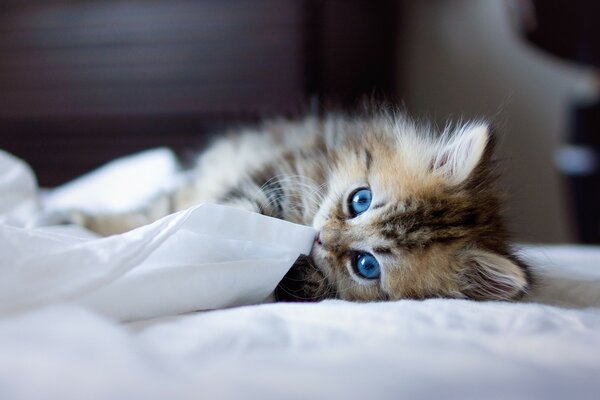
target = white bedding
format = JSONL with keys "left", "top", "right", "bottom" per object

{"left": 1, "top": 150, "right": 600, "bottom": 400}
{"left": 2, "top": 255, "right": 600, "bottom": 400}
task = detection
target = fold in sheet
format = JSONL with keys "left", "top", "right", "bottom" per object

{"left": 0, "top": 149, "right": 316, "bottom": 321}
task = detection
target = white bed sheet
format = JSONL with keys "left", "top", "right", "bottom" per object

{"left": 1, "top": 245, "right": 600, "bottom": 400}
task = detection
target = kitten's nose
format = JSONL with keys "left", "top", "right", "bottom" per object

{"left": 315, "top": 232, "right": 322, "bottom": 245}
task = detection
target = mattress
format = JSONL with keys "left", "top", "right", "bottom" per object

{"left": 1, "top": 149, "right": 600, "bottom": 400}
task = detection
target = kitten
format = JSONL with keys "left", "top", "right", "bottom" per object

{"left": 83, "top": 110, "right": 533, "bottom": 302}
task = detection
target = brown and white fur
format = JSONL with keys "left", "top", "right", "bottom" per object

{"left": 82, "top": 110, "right": 533, "bottom": 303}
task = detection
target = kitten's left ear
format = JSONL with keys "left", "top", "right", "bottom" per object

{"left": 433, "top": 123, "right": 492, "bottom": 185}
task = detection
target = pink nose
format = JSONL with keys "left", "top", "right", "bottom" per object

{"left": 315, "top": 232, "right": 322, "bottom": 245}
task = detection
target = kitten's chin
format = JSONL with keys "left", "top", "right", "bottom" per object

{"left": 273, "top": 260, "right": 311, "bottom": 302}
{"left": 274, "top": 255, "right": 334, "bottom": 302}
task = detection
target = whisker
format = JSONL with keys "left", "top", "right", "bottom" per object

{"left": 258, "top": 173, "right": 327, "bottom": 219}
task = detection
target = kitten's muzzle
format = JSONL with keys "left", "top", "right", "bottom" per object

{"left": 315, "top": 232, "right": 322, "bottom": 245}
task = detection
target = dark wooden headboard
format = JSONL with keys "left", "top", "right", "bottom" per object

{"left": 0, "top": 0, "right": 398, "bottom": 186}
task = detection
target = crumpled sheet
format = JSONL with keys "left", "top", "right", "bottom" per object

{"left": 1, "top": 276, "right": 600, "bottom": 400}
{"left": 0, "top": 149, "right": 315, "bottom": 321}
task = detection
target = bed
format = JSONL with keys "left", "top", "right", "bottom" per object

{"left": 1, "top": 149, "right": 599, "bottom": 400}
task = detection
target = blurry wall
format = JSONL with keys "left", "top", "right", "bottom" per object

{"left": 0, "top": 0, "right": 397, "bottom": 186}
{"left": 398, "top": 0, "right": 598, "bottom": 243}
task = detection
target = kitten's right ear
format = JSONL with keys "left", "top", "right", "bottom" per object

{"left": 459, "top": 249, "right": 530, "bottom": 301}
{"left": 432, "top": 123, "right": 493, "bottom": 185}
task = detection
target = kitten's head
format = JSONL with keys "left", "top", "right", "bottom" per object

{"left": 281, "top": 114, "right": 531, "bottom": 302}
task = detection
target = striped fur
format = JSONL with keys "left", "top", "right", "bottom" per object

{"left": 87, "top": 110, "right": 533, "bottom": 303}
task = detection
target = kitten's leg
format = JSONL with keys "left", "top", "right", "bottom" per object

{"left": 73, "top": 190, "right": 175, "bottom": 236}
{"left": 71, "top": 175, "right": 265, "bottom": 237}
{"left": 73, "top": 178, "right": 266, "bottom": 236}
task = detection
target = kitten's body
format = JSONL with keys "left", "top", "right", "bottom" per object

{"left": 84, "top": 111, "right": 532, "bottom": 302}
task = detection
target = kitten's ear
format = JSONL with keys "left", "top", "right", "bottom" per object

{"left": 460, "top": 250, "right": 529, "bottom": 301}
{"left": 433, "top": 123, "right": 491, "bottom": 185}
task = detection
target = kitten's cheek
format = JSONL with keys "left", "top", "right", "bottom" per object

{"left": 309, "top": 244, "right": 321, "bottom": 259}
{"left": 309, "top": 246, "right": 327, "bottom": 272}
{"left": 311, "top": 208, "right": 329, "bottom": 231}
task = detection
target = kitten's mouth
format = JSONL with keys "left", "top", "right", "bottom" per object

{"left": 314, "top": 232, "right": 322, "bottom": 245}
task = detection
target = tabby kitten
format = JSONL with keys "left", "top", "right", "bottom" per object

{"left": 84, "top": 110, "right": 532, "bottom": 302}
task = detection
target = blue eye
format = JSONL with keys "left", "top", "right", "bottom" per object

{"left": 354, "top": 252, "right": 380, "bottom": 279}
{"left": 349, "top": 188, "right": 372, "bottom": 217}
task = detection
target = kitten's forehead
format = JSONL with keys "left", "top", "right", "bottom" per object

{"left": 339, "top": 133, "right": 443, "bottom": 199}
{"left": 380, "top": 196, "right": 479, "bottom": 249}
{"left": 366, "top": 158, "right": 442, "bottom": 207}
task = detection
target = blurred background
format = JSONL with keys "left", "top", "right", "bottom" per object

{"left": 0, "top": 0, "right": 598, "bottom": 244}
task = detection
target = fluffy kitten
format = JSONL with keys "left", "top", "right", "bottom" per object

{"left": 84, "top": 110, "right": 532, "bottom": 302}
